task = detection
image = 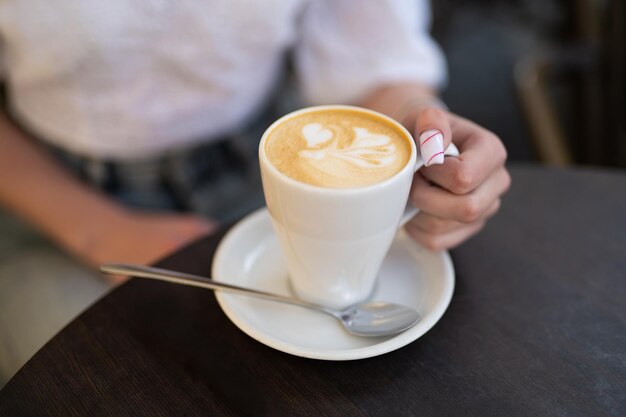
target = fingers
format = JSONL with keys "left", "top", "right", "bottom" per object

{"left": 414, "top": 107, "right": 452, "bottom": 167}
{"left": 140, "top": 212, "right": 217, "bottom": 237}
{"left": 410, "top": 167, "right": 511, "bottom": 223}
{"left": 405, "top": 219, "right": 486, "bottom": 251}
{"left": 407, "top": 111, "right": 509, "bottom": 250}
{"left": 421, "top": 115, "right": 508, "bottom": 194}
{"left": 105, "top": 274, "right": 130, "bottom": 286}
{"left": 408, "top": 198, "right": 501, "bottom": 235}
{"left": 178, "top": 215, "right": 218, "bottom": 236}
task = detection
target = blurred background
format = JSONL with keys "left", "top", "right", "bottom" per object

{"left": 431, "top": 0, "right": 625, "bottom": 168}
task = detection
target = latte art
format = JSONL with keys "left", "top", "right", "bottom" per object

{"left": 265, "top": 108, "right": 411, "bottom": 188}
{"left": 300, "top": 124, "right": 397, "bottom": 170}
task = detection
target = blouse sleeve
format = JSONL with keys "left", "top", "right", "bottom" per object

{"left": 294, "top": 0, "right": 446, "bottom": 105}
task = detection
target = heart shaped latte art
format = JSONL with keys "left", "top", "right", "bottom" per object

{"left": 302, "top": 123, "right": 333, "bottom": 147}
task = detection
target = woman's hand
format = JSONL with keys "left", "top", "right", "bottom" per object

{"left": 78, "top": 210, "right": 217, "bottom": 283}
{"left": 0, "top": 112, "right": 217, "bottom": 283}
{"left": 405, "top": 107, "right": 511, "bottom": 251}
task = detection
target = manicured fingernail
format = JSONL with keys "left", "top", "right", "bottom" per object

{"left": 419, "top": 129, "right": 444, "bottom": 166}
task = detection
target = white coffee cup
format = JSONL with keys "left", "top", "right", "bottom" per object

{"left": 259, "top": 105, "right": 458, "bottom": 309}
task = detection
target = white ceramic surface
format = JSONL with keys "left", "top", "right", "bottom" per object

{"left": 259, "top": 105, "right": 418, "bottom": 309}
{"left": 259, "top": 105, "right": 458, "bottom": 309}
{"left": 212, "top": 209, "right": 455, "bottom": 361}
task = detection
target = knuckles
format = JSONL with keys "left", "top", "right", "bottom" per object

{"left": 457, "top": 195, "right": 482, "bottom": 223}
{"left": 486, "top": 131, "right": 509, "bottom": 166}
{"left": 494, "top": 136, "right": 509, "bottom": 164}
{"left": 419, "top": 216, "right": 451, "bottom": 234}
{"left": 449, "top": 165, "right": 476, "bottom": 195}
{"left": 490, "top": 198, "right": 502, "bottom": 216}
{"left": 502, "top": 169, "right": 512, "bottom": 194}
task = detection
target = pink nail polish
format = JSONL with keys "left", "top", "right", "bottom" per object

{"left": 419, "top": 129, "right": 444, "bottom": 166}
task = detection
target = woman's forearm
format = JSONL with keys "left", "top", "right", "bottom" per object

{"left": 0, "top": 112, "right": 127, "bottom": 259}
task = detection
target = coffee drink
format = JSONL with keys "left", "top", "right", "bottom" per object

{"left": 260, "top": 105, "right": 422, "bottom": 308}
{"left": 264, "top": 108, "right": 411, "bottom": 188}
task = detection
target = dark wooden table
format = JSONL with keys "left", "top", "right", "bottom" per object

{"left": 1, "top": 165, "right": 625, "bottom": 416}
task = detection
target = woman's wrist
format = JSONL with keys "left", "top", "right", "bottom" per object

{"left": 358, "top": 83, "right": 446, "bottom": 130}
{"left": 55, "top": 196, "right": 130, "bottom": 264}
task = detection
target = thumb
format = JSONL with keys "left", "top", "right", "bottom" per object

{"left": 414, "top": 107, "right": 452, "bottom": 167}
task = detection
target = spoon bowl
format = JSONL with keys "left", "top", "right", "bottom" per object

{"left": 101, "top": 263, "right": 420, "bottom": 337}
{"left": 336, "top": 302, "right": 421, "bottom": 337}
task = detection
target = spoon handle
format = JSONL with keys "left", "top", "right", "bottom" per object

{"left": 100, "top": 263, "right": 331, "bottom": 313}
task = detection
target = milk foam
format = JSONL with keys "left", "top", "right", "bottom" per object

{"left": 265, "top": 108, "right": 411, "bottom": 188}
{"left": 299, "top": 125, "right": 397, "bottom": 169}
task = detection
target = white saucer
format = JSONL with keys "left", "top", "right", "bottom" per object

{"left": 212, "top": 208, "right": 455, "bottom": 361}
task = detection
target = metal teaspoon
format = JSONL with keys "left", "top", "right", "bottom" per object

{"left": 100, "top": 263, "right": 420, "bottom": 337}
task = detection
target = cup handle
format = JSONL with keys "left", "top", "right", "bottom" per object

{"left": 399, "top": 143, "right": 460, "bottom": 227}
